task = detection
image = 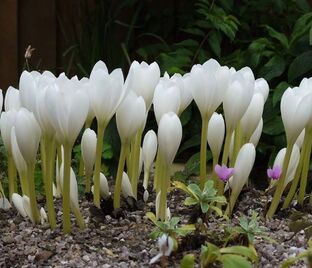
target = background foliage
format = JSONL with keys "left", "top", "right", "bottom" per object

{"left": 62, "top": 0, "right": 312, "bottom": 184}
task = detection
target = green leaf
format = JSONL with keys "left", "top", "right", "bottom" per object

{"left": 264, "top": 25, "right": 289, "bottom": 49}
{"left": 210, "top": 205, "right": 224, "bottom": 217}
{"left": 175, "top": 224, "right": 196, "bottom": 236}
{"left": 220, "top": 246, "right": 257, "bottom": 261}
{"left": 221, "top": 254, "right": 252, "bottom": 268}
{"left": 310, "top": 26, "right": 312, "bottom": 45}
{"left": 258, "top": 56, "right": 286, "bottom": 81}
{"left": 180, "top": 106, "right": 192, "bottom": 126}
{"left": 288, "top": 51, "right": 312, "bottom": 82}
{"left": 208, "top": 31, "right": 221, "bottom": 58}
{"left": 272, "top": 82, "right": 289, "bottom": 107}
{"left": 200, "top": 202, "right": 210, "bottom": 213}
{"left": 263, "top": 116, "right": 284, "bottom": 136}
{"left": 178, "top": 134, "right": 201, "bottom": 154}
{"left": 180, "top": 254, "right": 195, "bottom": 268}
{"left": 170, "top": 217, "right": 180, "bottom": 227}
{"left": 173, "top": 181, "right": 197, "bottom": 199}
{"left": 146, "top": 212, "right": 157, "bottom": 223}
{"left": 188, "top": 183, "right": 202, "bottom": 198}
{"left": 184, "top": 197, "right": 199, "bottom": 206}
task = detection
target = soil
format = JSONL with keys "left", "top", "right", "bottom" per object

{"left": 0, "top": 184, "right": 310, "bottom": 268}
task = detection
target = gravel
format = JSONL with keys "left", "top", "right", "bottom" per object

{"left": 0, "top": 187, "right": 310, "bottom": 267}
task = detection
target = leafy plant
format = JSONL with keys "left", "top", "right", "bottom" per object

{"left": 200, "top": 242, "right": 258, "bottom": 268}
{"left": 281, "top": 239, "right": 312, "bottom": 268}
{"left": 146, "top": 212, "right": 195, "bottom": 247}
{"left": 180, "top": 254, "right": 195, "bottom": 268}
{"left": 173, "top": 180, "right": 226, "bottom": 216}
{"left": 225, "top": 211, "right": 270, "bottom": 246}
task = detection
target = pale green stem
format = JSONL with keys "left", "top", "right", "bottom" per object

{"left": 8, "top": 154, "right": 17, "bottom": 201}
{"left": 0, "top": 180, "right": 4, "bottom": 196}
{"left": 56, "top": 144, "right": 62, "bottom": 196}
{"left": 143, "top": 168, "right": 150, "bottom": 189}
{"left": 130, "top": 128, "right": 143, "bottom": 198}
{"left": 78, "top": 120, "right": 92, "bottom": 177}
{"left": 72, "top": 203, "right": 85, "bottom": 230}
{"left": 218, "top": 130, "right": 233, "bottom": 195}
{"left": 298, "top": 131, "right": 312, "bottom": 204}
{"left": 19, "top": 171, "right": 29, "bottom": 196}
{"left": 231, "top": 123, "right": 242, "bottom": 166}
{"left": 225, "top": 184, "right": 237, "bottom": 216}
{"left": 27, "top": 162, "right": 40, "bottom": 224}
{"left": 155, "top": 153, "right": 165, "bottom": 195}
{"left": 158, "top": 161, "right": 169, "bottom": 221}
{"left": 200, "top": 115, "right": 209, "bottom": 189}
{"left": 93, "top": 123, "right": 106, "bottom": 208}
{"left": 266, "top": 143, "right": 294, "bottom": 219}
{"left": 125, "top": 144, "right": 132, "bottom": 180}
{"left": 211, "top": 155, "right": 219, "bottom": 188}
{"left": 113, "top": 142, "right": 128, "bottom": 209}
{"left": 85, "top": 173, "right": 91, "bottom": 193}
{"left": 154, "top": 152, "right": 160, "bottom": 191}
{"left": 282, "top": 134, "right": 309, "bottom": 209}
{"left": 44, "top": 136, "right": 57, "bottom": 229}
{"left": 62, "top": 143, "right": 72, "bottom": 234}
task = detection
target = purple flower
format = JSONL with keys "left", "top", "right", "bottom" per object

{"left": 267, "top": 166, "right": 282, "bottom": 180}
{"left": 214, "top": 164, "right": 235, "bottom": 183}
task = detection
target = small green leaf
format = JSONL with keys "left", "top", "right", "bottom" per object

{"left": 180, "top": 254, "right": 195, "bottom": 268}
{"left": 272, "top": 82, "right": 289, "bottom": 107}
{"left": 221, "top": 254, "right": 252, "bottom": 268}
{"left": 264, "top": 25, "right": 289, "bottom": 49}
{"left": 288, "top": 51, "right": 312, "bottom": 82}
{"left": 184, "top": 197, "right": 199, "bottom": 206}
{"left": 200, "top": 202, "right": 210, "bottom": 213}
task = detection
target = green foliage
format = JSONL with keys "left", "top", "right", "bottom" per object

{"left": 146, "top": 212, "right": 195, "bottom": 247}
{"left": 174, "top": 151, "right": 212, "bottom": 181}
{"left": 180, "top": 254, "right": 195, "bottom": 268}
{"left": 200, "top": 242, "right": 258, "bottom": 268}
{"left": 173, "top": 180, "right": 226, "bottom": 215}
{"left": 281, "top": 239, "right": 312, "bottom": 268}
{"left": 225, "top": 211, "right": 270, "bottom": 246}
{"left": 61, "top": 0, "right": 312, "bottom": 166}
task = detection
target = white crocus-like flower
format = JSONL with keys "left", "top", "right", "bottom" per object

{"left": 150, "top": 234, "right": 174, "bottom": 264}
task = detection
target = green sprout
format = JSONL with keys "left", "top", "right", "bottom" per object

{"left": 174, "top": 180, "right": 226, "bottom": 216}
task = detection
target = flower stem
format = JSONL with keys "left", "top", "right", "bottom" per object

{"left": 298, "top": 131, "right": 312, "bottom": 204}
{"left": 62, "top": 143, "right": 72, "bottom": 234}
{"left": 266, "top": 143, "right": 294, "bottom": 219}
{"left": 44, "top": 137, "right": 57, "bottom": 229}
{"left": 211, "top": 155, "right": 219, "bottom": 188}
{"left": 56, "top": 144, "right": 63, "bottom": 195}
{"left": 72, "top": 203, "right": 85, "bottom": 230}
{"left": 158, "top": 161, "right": 169, "bottom": 221}
{"left": 27, "top": 163, "right": 40, "bottom": 224}
{"left": 154, "top": 152, "right": 160, "bottom": 191}
{"left": 130, "top": 128, "right": 143, "bottom": 199}
{"left": 282, "top": 134, "right": 309, "bottom": 209}
{"left": 93, "top": 123, "right": 106, "bottom": 208}
{"left": 218, "top": 130, "right": 232, "bottom": 195}
{"left": 113, "top": 142, "right": 128, "bottom": 209}
{"left": 143, "top": 168, "right": 150, "bottom": 190}
{"left": 8, "top": 154, "right": 17, "bottom": 201}
{"left": 78, "top": 120, "right": 92, "bottom": 177}
{"left": 231, "top": 123, "right": 242, "bottom": 166}
{"left": 200, "top": 115, "right": 209, "bottom": 189}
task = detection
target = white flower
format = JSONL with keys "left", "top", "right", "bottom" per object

{"left": 150, "top": 234, "right": 174, "bottom": 264}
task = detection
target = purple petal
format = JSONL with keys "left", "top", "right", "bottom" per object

{"left": 272, "top": 166, "right": 282, "bottom": 179}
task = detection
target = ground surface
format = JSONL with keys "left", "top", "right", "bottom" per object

{"left": 0, "top": 186, "right": 310, "bottom": 267}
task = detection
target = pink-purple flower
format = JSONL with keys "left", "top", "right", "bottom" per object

{"left": 214, "top": 164, "right": 235, "bottom": 183}
{"left": 267, "top": 166, "right": 282, "bottom": 180}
